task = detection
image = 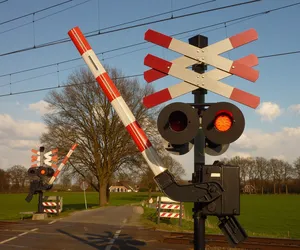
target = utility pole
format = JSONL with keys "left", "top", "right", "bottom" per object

{"left": 189, "top": 35, "right": 208, "bottom": 250}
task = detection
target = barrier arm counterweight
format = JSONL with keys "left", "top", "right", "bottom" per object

{"left": 48, "top": 143, "right": 78, "bottom": 185}
{"left": 68, "top": 26, "right": 224, "bottom": 203}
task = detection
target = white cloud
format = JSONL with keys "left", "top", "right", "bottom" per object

{"left": 255, "top": 102, "right": 282, "bottom": 121}
{"left": 28, "top": 100, "right": 50, "bottom": 115}
{"left": 288, "top": 104, "right": 300, "bottom": 115}
{"left": 0, "top": 114, "right": 46, "bottom": 169}
{"left": 210, "top": 127, "right": 300, "bottom": 164}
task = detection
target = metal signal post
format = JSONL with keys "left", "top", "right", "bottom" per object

{"left": 189, "top": 35, "right": 208, "bottom": 250}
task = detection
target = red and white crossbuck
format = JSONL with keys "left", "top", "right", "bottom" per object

{"left": 142, "top": 29, "right": 260, "bottom": 109}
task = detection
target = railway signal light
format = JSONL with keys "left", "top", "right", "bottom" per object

{"left": 27, "top": 166, "right": 55, "bottom": 178}
{"left": 157, "top": 101, "right": 244, "bottom": 156}
{"left": 202, "top": 102, "right": 245, "bottom": 146}
{"left": 157, "top": 102, "right": 199, "bottom": 155}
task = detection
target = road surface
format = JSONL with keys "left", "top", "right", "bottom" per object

{"left": 0, "top": 205, "right": 192, "bottom": 250}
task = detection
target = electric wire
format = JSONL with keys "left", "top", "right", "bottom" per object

{"left": 0, "top": 1, "right": 297, "bottom": 81}
{"left": 0, "top": 48, "right": 299, "bottom": 98}
{"left": 0, "top": 0, "right": 8, "bottom": 4}
{"left": 0, "top": 0, "right": 92, "bottom": 36}
{"left": 0, "top": 74, "right": 143, "bottom": 98}
{"left": 0, "top": 0, "right": 261, "bottom": 58}
{"left": 0, "top": 0, "right": 73, "bottom": 26}
{"left": 95, "top": 0, "right": 216, "bottom": 32}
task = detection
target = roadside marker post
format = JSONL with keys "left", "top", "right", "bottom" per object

{"left": 80, "top": 181, "right": 89, "bottom": 210}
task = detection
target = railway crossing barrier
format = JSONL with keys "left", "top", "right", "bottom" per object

{"left": 157, "top": 196, "right": 184, "bottom": 227}
{"left": 68, "top": 25, "right": 260, "bottom": 249}
{"left": 42, "top": 196, "right": 63, "bottom": 215}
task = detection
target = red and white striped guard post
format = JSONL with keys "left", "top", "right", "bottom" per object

{"left": 68, "top": 26, "right": 166, "bottom": 177}
{"left": 143, "top": 54, "right": 258, "bottom": 108}
{"left": 48, "top": 143, "right": 78, "bottom": 185}
{"left": 144, "top": 29, "right": 259, "bottom": 82}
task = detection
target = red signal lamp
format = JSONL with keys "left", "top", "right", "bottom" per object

{"left": 202, "top": 102, "right": 245, "bottom": 145}
{"left": 214, "top": 112, "right": 233, "bottom": 132}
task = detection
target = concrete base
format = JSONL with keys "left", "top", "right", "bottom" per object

{"left": 32, "top": 213, "right": 48, "bottom": 220}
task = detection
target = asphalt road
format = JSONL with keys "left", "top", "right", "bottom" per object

{"left": 0, "top": 206, "right": 192, "bottom": 250}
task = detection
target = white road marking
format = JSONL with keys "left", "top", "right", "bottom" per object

{"left": 105, "top": 229, "right": 122, "bottom": 250}
{"left": 0, "top": 228, "right": 38, "bottom": 244}
{"left": 48, "top": 218, "right": 62, "bottom": 224}
{"left": 18, "top": 232, "right": 29, "bottom": 237}
{"left": 0, "top": 236, "right": 18, "bottom": 244}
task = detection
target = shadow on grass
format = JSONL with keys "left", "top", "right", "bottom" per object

{"left": 57, "top": 229, "right": 146, "bottom": 250}
{"left": 63, "top": 204, "right": 99, "bottom": 211}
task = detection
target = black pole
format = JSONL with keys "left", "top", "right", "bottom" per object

{"left": 189, "top": 35, "right": 208, "bottom": 250}
{"left": 37, "top": 189, "right": 43, "bottom": 213}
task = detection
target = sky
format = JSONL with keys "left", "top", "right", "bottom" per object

{"left": 0, "top": 0, "right": 299, "bottom": 179}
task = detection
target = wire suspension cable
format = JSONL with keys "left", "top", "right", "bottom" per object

{"left": 0, "top": 0, "right": 261, "bottom": 58}
{"left": 1, "top": 0, "right": 292, "bottom": 80}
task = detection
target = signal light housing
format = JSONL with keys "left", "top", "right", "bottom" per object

{"left": 28, "top": 166, "right": 55, "bottom": 178}
{"left": 157, "top": 102, "right": 199, "bottom": 145}
{"left": 202, "top": 102, "right": 245, "bottom": 145}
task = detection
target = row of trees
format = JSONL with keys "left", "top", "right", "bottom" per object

{"left": 222, "top": 156, "right": 300, "bottom": 194}
{"left": 0, "top": 165, "right": 28, "bottom": 192}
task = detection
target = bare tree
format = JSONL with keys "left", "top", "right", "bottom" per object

{"left": 269, "top": 158, "right": 284, "bottom": 194}
{"left": 7, "top": 165, "right": 27, "bottom": 192}
{"left": 0, "top": 168, "right": 10, "bottom": 192}
{"left": 225, "top": 156, "right": 250, "bottom": 186}
{"left": 293, "top": 157, "right": 300, "bottom": 179}
{"left": 281, "top": 161, "right": 293, "bottom": 194}
{"left": 40, "top": 67, "right": 159, "bottom": 206}
{"left": 254, "top": 157, "right": 268, "bottom": 194}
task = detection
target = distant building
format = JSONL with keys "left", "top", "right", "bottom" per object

{"left": 109, "top": 181, "right": 138, "bottom": 192}
{"left": 242, "top": 184, "right": 256, "bottom": 194}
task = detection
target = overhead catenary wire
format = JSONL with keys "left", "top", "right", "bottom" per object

{"left": 0, "top": 0, "right": 92, "bottom": 36}
{"left": 0, "top": 48, "right": 299, "bottom": 98}
{"left": 0, "top": 0, "right": 73, "bottom": 27}
{"left": 0, "top": 0, "right": 8, "bottom": 4}
{"left": 0, "top": 0, "right": 262, "bottom": 58}
{"left": 0, "top": 0, "right": 297, "bottom": 81}
{"left": 95, "top": 0, "right": 216, "bottom": 32}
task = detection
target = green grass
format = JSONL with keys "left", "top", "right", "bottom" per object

{"left": 183, "top": 194, "right": 300, "bottom": 239}
{"left": 0, "top": 191, "right": 159, "bottom": 220}
{"left": 1, "top": 192, "right": 300, "bottom": 239}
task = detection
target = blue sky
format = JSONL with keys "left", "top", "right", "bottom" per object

{"left": 0, "top": 0, "right": 299, "bottom": 178}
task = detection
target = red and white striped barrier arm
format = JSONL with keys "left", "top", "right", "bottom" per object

{"left": 145, "top": 29, "right": 258, "bottom": 83}
{"left": 144, "top": 54, "right": 260, "bottom": 109}
{"left": 48, "top": 143, "right": 78, "bottom": 185}
{"left": 143, "top": 55, "right": 258, "bottom": 108}
{"left": 68, "top": 26, "right": 166, "bottom": 177}
{"left": 145, "top": 29, "right": 259, "bottom": 82}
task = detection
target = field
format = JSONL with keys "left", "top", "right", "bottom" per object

{"left": 0, "top": 192, "right": 299, "bottom": 239}
{"left": 183, "top": 194, "right": 300, "bottom": 238}
{"left": 0, "top": 191, "right": 155, "bottom": 220}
